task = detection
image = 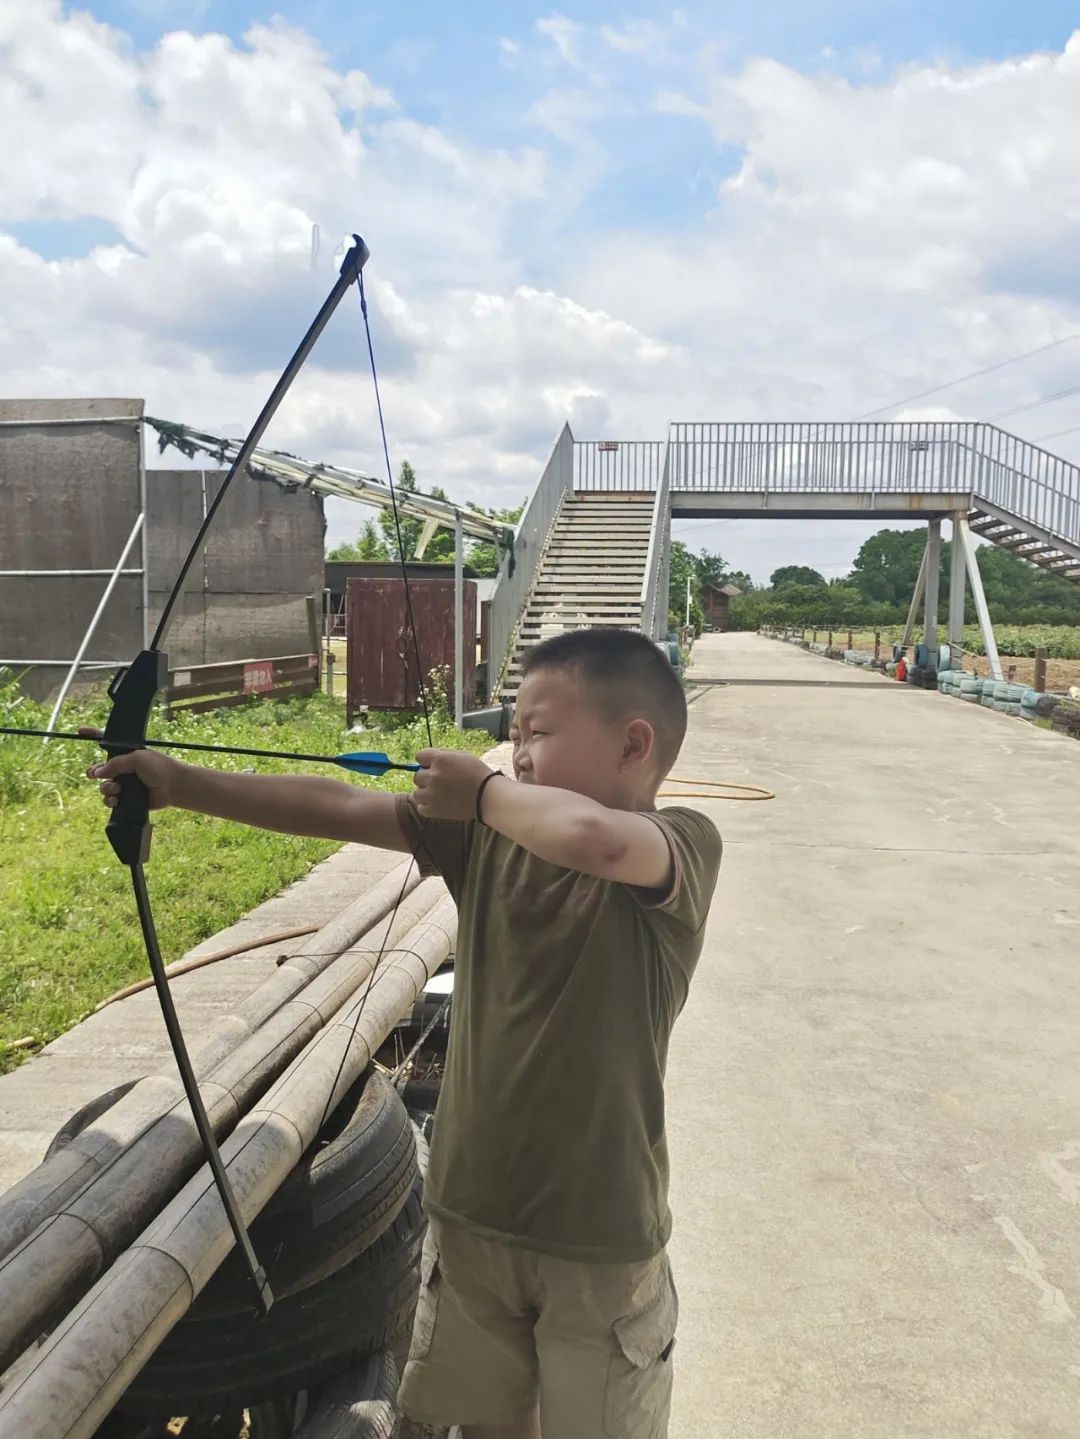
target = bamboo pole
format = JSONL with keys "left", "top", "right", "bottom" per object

{"left": 0, "top": 877, "right": 445, "bottom": 1372}
{"left": 0, "top": 860, "right": 423, "bottom": 1264}
{"left": 0, "top": 898, "right": 457, "bottom": 1439}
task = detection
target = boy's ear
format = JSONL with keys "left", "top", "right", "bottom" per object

{"left": 622, "top": 717, "right": 656, "bottom": 767}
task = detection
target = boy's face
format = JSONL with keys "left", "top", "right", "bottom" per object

{"left": 510, "top": 666, "right": 639, "bottom": 800}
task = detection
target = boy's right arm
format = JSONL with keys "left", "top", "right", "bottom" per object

{"left": 88, "top": 748, "right": 412, "bottom": 853}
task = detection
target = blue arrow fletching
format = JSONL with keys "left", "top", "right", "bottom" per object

{"left": 335, "top": 751, "right": 421, "bottom": 776}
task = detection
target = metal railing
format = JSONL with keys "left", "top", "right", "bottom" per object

{"left": 489, "top": 418, "right": 1080, "bottom": 695}
{"left": 666, "top": 421, "right": 1080, "bottom": 551}
{"left": 640, "top": 444, "right": 671, "bottom": 639}
{"left": 488, "top": 424, "right": 574, "bottom": 697}
{"left": 574, "top": 440, "right": 666, "bottom": 491}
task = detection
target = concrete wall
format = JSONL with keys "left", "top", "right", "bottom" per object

{"left": 0, "top": 398, "right": 144, "bottom": 699}
{"left": 0, "top": 400, "right": 325, "bottom": 699}
{"left": 147, "top": 469, "right": 324, "bottom": 666}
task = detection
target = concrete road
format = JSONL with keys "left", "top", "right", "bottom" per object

{"left": 666, "top": 633, "right": 1080, "bottom": 1439}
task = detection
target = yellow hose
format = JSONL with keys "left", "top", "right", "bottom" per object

{"left": 660, "top": 777, "right": 775, "bottom": 802}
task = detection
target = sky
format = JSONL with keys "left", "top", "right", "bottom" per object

{"left": 5, "top": 2, "right": 1080, "bottom": 581}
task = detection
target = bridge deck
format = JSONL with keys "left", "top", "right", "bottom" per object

{"left": 667, "top": 632, "right": 1080, "bottom": 1437}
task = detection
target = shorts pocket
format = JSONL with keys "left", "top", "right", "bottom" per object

{"left": 603, "top": 1261, "right": 678, "bottom": 1437}
{"left": 408, "top": 1230, "right": 442, "bottom": 1362}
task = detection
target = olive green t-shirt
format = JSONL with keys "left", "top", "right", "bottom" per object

{"left": 397, "top": 796, "right": 722, "bottom": 1263}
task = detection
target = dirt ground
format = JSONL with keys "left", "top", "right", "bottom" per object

{"left": 966, "top": 654, "right": 1080, "bottom": 692}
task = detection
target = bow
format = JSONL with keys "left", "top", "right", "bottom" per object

{"left": 99, "top": 236, "right": 372, "bottom": 1315}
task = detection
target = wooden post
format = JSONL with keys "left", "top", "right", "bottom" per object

{"left": 1007, "top": 663, "right": 1017, "bottom": 683}
{"left": 1035, "top": 647, "right": 1047, "bottom": 692}
{"left": 847, "top": 630, "right": 853, "bottom": 649}
{"left": 812, "top": 629, "right": 817, "bottom": 643}
{"left": 827, "top": 629, "right": 833, "bottom": 650}
{"left": 874, "top": 629, "right": 881, "bottom": 660}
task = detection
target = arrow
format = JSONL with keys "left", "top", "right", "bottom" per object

{"left": 0, "top": 727, "right": 422, "bottom": 776}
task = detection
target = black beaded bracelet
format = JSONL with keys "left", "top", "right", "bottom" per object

{"left": 475, "top": 769, "right": 503, "bottom": 825}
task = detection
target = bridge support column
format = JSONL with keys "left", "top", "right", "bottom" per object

{"left": 900, "top": 544, "right": 928, "bottom": 652}
{"left": 948, "top": 512, "right": 967, "bottom": 653}
{"left": 923, "top": 519, "right": 941, "bottom": 664}
{"left": 955, "top": 515, "right": 1004, "bottom": 681}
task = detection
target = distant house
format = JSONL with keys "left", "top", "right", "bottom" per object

{"left": 701, "top": 581, "right": 742, "bottom": 630}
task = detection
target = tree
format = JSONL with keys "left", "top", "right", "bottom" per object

{"left": 464, "top": 502, "right": 524, "bottom": 577}
{"left": 379, "top": 460, "right": 423, "bottom": 563}
{"left": 326, "top": 519, "right": 388, "bottom": 562}
{"left": 668, "top": 541, "right": 704, "bottom": 633}
{"left": 849, "top": 528, "right": 950, "bottom": 608}
{"left": 771, "top": 564, "right": 824, "bottom": 589}
{"left": 692, "top": 549, "right": 752, "bottom": 592}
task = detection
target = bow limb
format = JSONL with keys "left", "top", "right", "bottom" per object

{"left": 99, "top": 235, "right": 371, "bottom": 1315}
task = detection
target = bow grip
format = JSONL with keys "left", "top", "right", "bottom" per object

{"left": 102, "top": 650, "right": 169, "bottom": 868}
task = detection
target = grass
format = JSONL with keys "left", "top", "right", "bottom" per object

{"left": 0, "top": 671, "right": 487, "bottom": 1074}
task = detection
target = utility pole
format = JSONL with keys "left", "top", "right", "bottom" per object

{"left": 685, "top": 576, "right": 691, "bottom": 627}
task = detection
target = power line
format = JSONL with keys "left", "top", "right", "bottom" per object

{"left": 1036, "top": 420, "right": 1080, "bottom": 443}
{"left": 985, "top": 381, "right": 1080, "bottom": 423}
{"left": 852, "top": 333, "right": 1079, "bottom": 420}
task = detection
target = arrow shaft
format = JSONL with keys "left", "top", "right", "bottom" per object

{"left": 0, "top": 727, "right": 418, "bottom": 773}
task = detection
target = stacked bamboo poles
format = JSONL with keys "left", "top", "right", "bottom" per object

{"left": 0, "top": 861, "right": 424, "bottom": 1261}
{"left": 0, "top": 896, "right": 458, "bottom": 1439}
{"left": 0, "top": 863, "right": 443, "bottom": 1373}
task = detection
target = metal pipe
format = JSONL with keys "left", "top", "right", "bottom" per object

{"left": 923, "top": 519, "right": 941, "bottom": 659}
{"left": 948, "top": 513, "right": 967, "bottom": 649}
{"left": 0, "top": 416, "right": 140, "bottom": 428}
{"left": 0, "top": 570, "right": 143, "bottom": 578}
{"left": 956, "top": 516, "right": 1004, "bottom": 681}
{"left": 43, "top": 513, "right": 145, "bottom": 740}
{"left": 0, "top": 660, "right": 124, "bottom": 668}
{"left": 900, "top": 542, "right": 929, "bottom": 651}
{"left": 138, "top": 418, "right": 150, "bottom": 649}
{"left": 454, "top": 512, "right": 464, "bottom": 727}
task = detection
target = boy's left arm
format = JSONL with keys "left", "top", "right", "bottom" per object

{"left": 413, "top": 750, "right": 672, "bottom": 889}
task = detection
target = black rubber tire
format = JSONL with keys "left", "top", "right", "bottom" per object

{"left": 295, "top": 1350, "right": 398, "bottom": 1438}
{"left": 119, "top": 1184, "right": 425, "bottom": 1419}
{"left": 45, "top": 1079, "right": 143, "bottom": 1160}
{"left": 402, "top": 1079, "right": 442, "bottom": 1113}
{"left": 196, "top": 1068, "right": 417, "bottom": 1315}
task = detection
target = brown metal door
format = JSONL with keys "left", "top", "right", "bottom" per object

{"left": 346, "top": 578, "right": 476, "bottom": 718}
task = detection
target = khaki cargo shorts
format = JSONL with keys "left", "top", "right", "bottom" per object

{"left": 398, "top": 1215, "right": 678, "bottom": 1436}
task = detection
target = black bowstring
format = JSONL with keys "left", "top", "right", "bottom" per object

{"left": 316, "top": 273, "right": 439, "bottom": 1135}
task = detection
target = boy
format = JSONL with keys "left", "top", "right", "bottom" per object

{"left": 91, "top": 628, "right": 722, "bottom": 1439}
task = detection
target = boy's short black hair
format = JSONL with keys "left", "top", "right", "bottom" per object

{"left": 520, "top": 627, "right": 687, "bottom": 772}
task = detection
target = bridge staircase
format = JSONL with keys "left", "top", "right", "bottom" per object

{"left": 487, "top": 420, "right": 1080, "bottom": 702}
{"left": 498, "top": 492, "right": 656, "bottom": 704}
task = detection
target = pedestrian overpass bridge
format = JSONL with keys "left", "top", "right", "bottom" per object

{"left": 490, "top": 421, "right": 1080, "bottom": 699}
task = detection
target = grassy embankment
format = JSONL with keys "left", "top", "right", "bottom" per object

{"left": 0, "top": 675, "right": 486, "bottom": 1073}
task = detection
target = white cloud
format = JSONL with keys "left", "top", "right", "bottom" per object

{"left": 536, "top": 13, "right": 585, "bottom": 69}
{"left": 600, "top": 19, "right": 667, "bottom": 55}
{"left": 6, "top": 4, "right": 1080, "bottom": 583}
